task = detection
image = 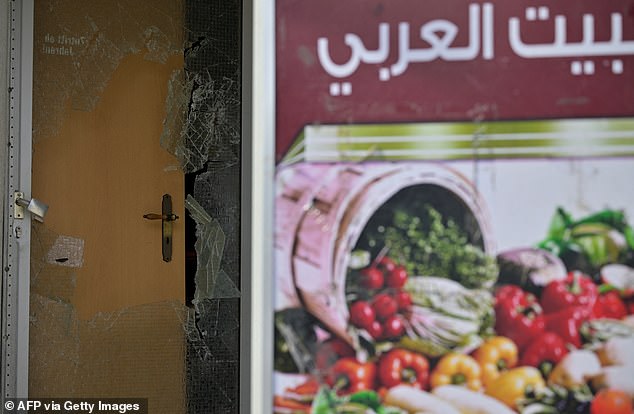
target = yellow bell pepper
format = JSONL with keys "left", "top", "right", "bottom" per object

{"left": 430, "top": 353, "right": 482, "bottom": 391}
{"left": 473, "top": 336, "right": 518, "bottom": 386}
{"left": 486, "top": 367, "right": 545, "bottom": 409}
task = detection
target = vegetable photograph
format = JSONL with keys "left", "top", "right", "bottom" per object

{"left": 271, "top": 0, "right": 634, "bottom": 411}
{"left": 273, "top": 162, "right": 634, "bottom": 414}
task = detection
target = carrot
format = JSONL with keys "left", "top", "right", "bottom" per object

{"left": 286, "top": 378, "right": 320, "bottom": 395}
{"left": 273, "top": 395, "right": 311, "bottom": 413}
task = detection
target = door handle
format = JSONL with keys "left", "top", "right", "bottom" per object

{"left": 14, "top": 192, "right": 49, "bottom": 222}
{"left": 143, "top": 213, "right": 179, "bottom": 221}
{"left": 143, "top": 194, "right": 179, "bottom": 262}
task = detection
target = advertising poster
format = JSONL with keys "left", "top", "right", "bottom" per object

{"left": 273, "top": 1, "right": 634, "bottom": 413}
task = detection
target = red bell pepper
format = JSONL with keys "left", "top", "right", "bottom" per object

{"left": 592, "top": 288, "right": 628, "bottom": 320}
{"left": 326, "top": 357, "right": 376, "bottom": 394}
{"left": 541, "top": 271, "right": 598, "bottom": 314}
{"left": 494, "top": 285, "right": 546, "bottom": 350}
{"left": 520, "top": 332, "right": 569, "bottom": 377}
{"left": 544, "top": 306, "right": 592, "bottom": 348}
{"left": 378, "top": 349, "right": 429, "bottom": 389}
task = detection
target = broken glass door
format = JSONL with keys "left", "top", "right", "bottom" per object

{"left": 30, "top": 0, "right": 186, "bottom": 410}
{"left": 18, "top": 0, "right": 243, "bottom": 411}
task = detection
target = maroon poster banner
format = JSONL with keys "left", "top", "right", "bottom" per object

{"left": 276, "top": 0, "right": 634, "bottom": 160}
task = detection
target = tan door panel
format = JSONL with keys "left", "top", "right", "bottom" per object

{"left": 32, "top": 52, "right": 185, "bottom": 319}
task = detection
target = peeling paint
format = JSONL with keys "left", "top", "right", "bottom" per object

{"left": 45, "top": 235, "right": 85, "bottom": 268}
{"left": 31, "top": 225, "right": 78, "bottom": 303}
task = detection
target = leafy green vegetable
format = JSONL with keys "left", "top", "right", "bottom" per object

{"left": 357, "top": 200, "right": 497, "bottom": 289}
{"left": 348, "top": 390, "right": 381, "bottom": 409}
{"left": 312, "top": 387, "right": 341, "bottom": 414}
{"left": 539, "top": 207, "right": 634, "bottom": 276}
{"left": 311, "top": 387, "right": 405, "bottom": 414}
{"left": 546, "top": 208, "right": 573, "bottom": 240}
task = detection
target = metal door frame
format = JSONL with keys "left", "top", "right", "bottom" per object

{"left": 1, "top": 0, "right": 34, "bottom": 401}
{"left": 241, "top": 0, "right": 275, "bottom": 412}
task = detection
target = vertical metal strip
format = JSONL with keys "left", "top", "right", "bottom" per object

{"left": 2, "top": 0, "right": 33, "bottom": 399}
{"left": 16, "top": 0, "right": 33, "bottom": 397}
{"left": 0, "top": 0, "right": 10, "bottom": 401}
{"left": 242, "top": 0, "right": 275, "bottom": 412}
{"left": 240, "top": 0, "right": 253, "bottom": 410}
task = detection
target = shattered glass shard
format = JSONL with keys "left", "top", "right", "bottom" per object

{"left": 185, "top": 195, "right": 240, "bottom": 309}
{"left": 161, "top": 71, "right": 240, "bottom": 173}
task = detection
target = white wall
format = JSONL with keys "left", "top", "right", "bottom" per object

{"left": 448, "top": 158, "right": 634, "bottom": 253}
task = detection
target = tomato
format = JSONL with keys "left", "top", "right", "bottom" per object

{"left": 394, "top": 291, "right": 413, "bottom": 311}
{"left": 382, "top": 315, "right": 405, "bottom": 339}
{"left": 372, "top": 294, "right": 398, "bottom": 321}
{"left": 377, "top": 256, "right": 396, "bottom": 273}
{"left": 367, "top": 320, "right": 383, "bottom": 340}
{"left": 349, "top": 301, "right": 376, "bottom": 329}
{"left": 359, "top": 267, "right": 384, "bottom": 290}
{"left": 386, "top": 265, "right": 408, "bottom": 288}
{"left": 592, "top": 290, "right": 627, "bottom": 320}
{"left": 591, "top": 389, "right": 632, "bottom": 414}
